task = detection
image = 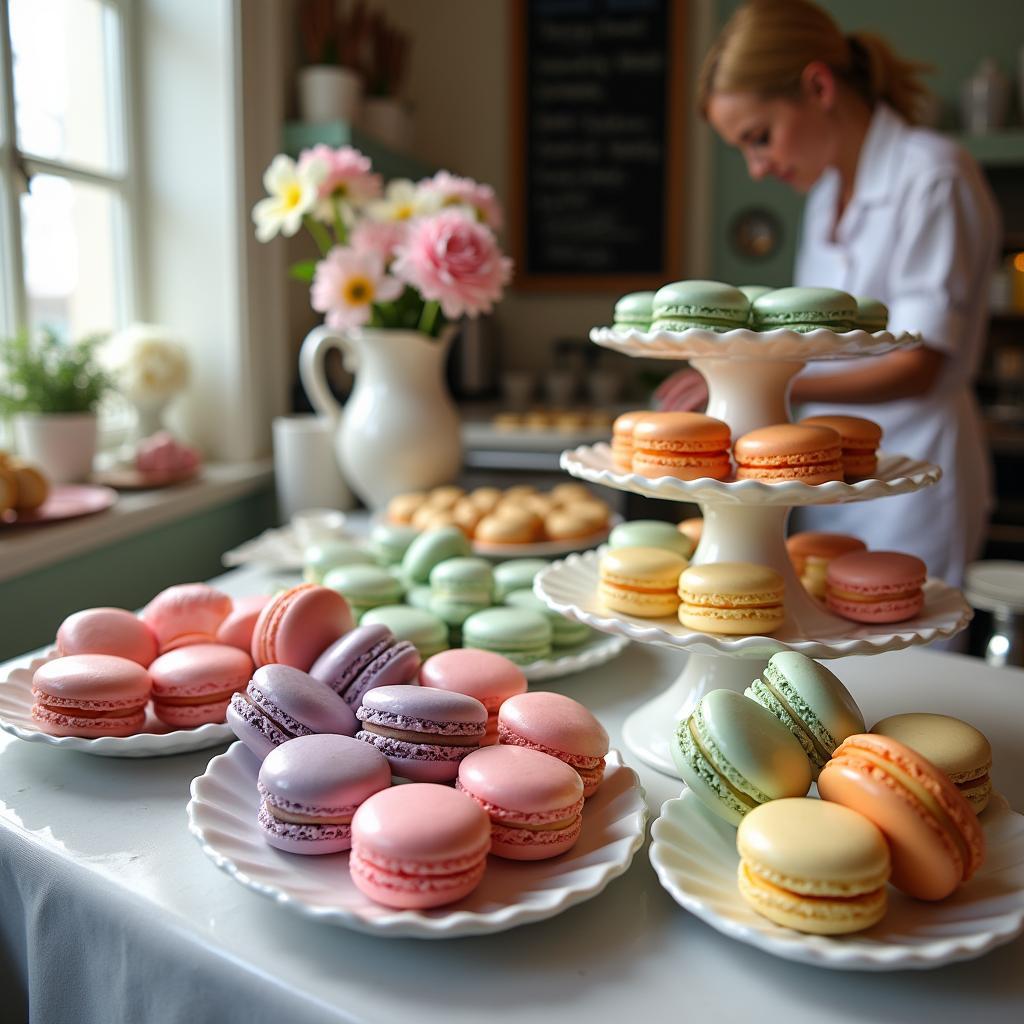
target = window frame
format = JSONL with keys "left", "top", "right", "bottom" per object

{"left": 0, "top": 0, "right": 141, "bottom": 341}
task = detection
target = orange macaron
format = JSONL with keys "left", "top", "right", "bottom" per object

{"left": 786, "top": 531, "right": 867, "bottom": 599}
{"left": 800, "top": 415, "right": 882, "bottom": 481}
{"left": 818, "top": 733, "right": 985, "bottom": 901}
{"left": 611, "top": 410, "right": 648, "bottom": 472}
{"left": 733, "top": 424, "right": 843, "bottom": 484}
{"left": 631, "top": 412, "right": 731, "bottom": 481}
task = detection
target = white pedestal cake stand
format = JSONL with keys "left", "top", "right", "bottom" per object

{"left": 534, "top": 326, "right": 973, "bottom": 778}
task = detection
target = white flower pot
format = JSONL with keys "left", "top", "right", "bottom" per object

{"left": 297, "top": 65, "right": 363, "bottom": 124}
{"left": 299, "top": 326, "right": 462, "bottom": 509}
{"left": 359, "top": 97, "right": 414, "bottom": 151}
{"left": 13, "top": 412, "right": 98, "bottom": 484}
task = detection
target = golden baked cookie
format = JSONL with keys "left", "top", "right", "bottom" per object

{"left": 544, "top": 509, "right": 597, "bottom": 541}
{"left": 452, "top": 497, "right": 483, "bottom": 535}
{"left": 475, "top": 511, "right": 537, "bottom": 544}
{"left": 467, "top": 487, "right": 503, "bottom": 512}
{"left": 549, "top": 482, "right": 592, "bottom": 506}
{"left": 387, "top": 491, "right": 428, "bottom": 525}
{"left": 425, "top": 485, "right": 465, "bottom": 511}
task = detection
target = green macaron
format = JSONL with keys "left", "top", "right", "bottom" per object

{"left": 671, "top": 689, "right": 812, "bottom": 826}
{"left": 322, "top": 564, "right": 404, "bottom": 620}
{"left": 750, "top": 286, "right": 857, "bottom": 333}
{"left": 462, "top": 606, "right": 553, "bottom": 665}
{"left": 745, "top": 651, "right": 865, "bottom": 771}
{"left": 504, "top": 588, "right": 592, "bottom": 648}
{"left": 401, "top": 526, "right": 471, "bottom": 585}
{"left": 651, "top": 280, "right": 750, "bottom": 333}
{"left": 855, "top": 296, "right": 889, "bottom": 333}
{"left": 369, "top": 523, "right": 421, "bottom": 566}
{"left": 302, "top": 542, "right": 376, "bottom": 584}
{"left": 612, "top": 290, "right": 655, "bottom": 332}
{"left": 406, "top": 584, "right": 434, "bottom": 611}
{"left": 361, "top": 604, "right": 450, "bottom": 659}
{"left": 738, "top": 284, "right": 774, "bottom": 305}
{"left": 493, "top": 558, "right": 551, "bottom": 602}
{"left": 608, "top": 519, "right": 694, "bottom": 559}
{"left": 429, "top": 557, "right": 495, "bottom": 627}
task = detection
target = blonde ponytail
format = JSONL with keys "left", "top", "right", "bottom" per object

{"left": 698, "top": 0, "right": 932, "bottom": 124}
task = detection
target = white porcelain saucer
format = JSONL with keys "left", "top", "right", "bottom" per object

{"left": 187, "top": 743, "right": 647, "bottom": 938}
{"left": 0, "top": 650, "right": 234, "bottom": 758}
{"left": 649, "top": 789, "right": 1024, "bottom": 971}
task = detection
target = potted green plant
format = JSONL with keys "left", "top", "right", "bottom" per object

{"left": 296, "top": 0, "right": 369, "bottom": 124}
{"left": 0, "top": 328, "right": 113, "bottom": 483}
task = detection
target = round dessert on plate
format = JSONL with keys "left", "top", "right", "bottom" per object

{"left": 323, "top": 564, "right": 404, "bottom": 621}
{"left": 360, "top": 605, "right": 449, "bottom": 660}
{"left": 609, "top": 519, "right": 695, "bottom": 559}
{"left": 148, "top": 643, "right": 253, "bottom": 727}
{"left": 250, "top": 584, "right": 354, "bottom": 671}
{"left": 309, "top": 624, "right": 421, "bottom": 709}
{"left": 461, "top": 607, "right": 553, "bottom": 665}
{"left": 599, "top": 546, "right": 687, "bottom": 618}
{"left": 56, "top": 607, "right": 158, "bottom": 667}
{"left": 736, "top": 798, "right": 891, "bottom": 935}
{"left": 142, "top": 583, "right": 232, "bottom": 654}
{"left": 677, "top": 562, "right": 785, "bottom": 635}
{"left": 611, "top": 410, "right": 648, "bottom": 472}
{"left": 800, "top": 414, "right": 883, "bottom": 481}
{"left": 671, "top": 689, "right": 812, "bottom": 826}
{"left": 631, "top": 412, "right": 732, "bottom": 481}
{"left": 350, "top": 783, "right": 491, "bottom": 909}
{"left": 612, "top": 290, "right": 655, "bottom": 332}
{"left": 650, "top": 280, "right": 750, "bottom": 333}
{"left": 215, "top": 595, "right": 272, "bottom": 653}
{"left": 825, "top": 550, "right": 926, "bottom": 623}
{"left": 750, "top": 286, "right": 857, "bottom": 333}
{"left": 733, "top": 424, "right": 844, "bottom": 485}
{"left": 786, "top": 531, "right": 867, "bottom": 599}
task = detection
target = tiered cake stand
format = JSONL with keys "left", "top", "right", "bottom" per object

{"left": 535, "top": 326, "right": 973, "bottom": 777}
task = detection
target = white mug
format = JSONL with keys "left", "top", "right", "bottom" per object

{"left": 272, "top": 415, "right": 354, "bottom": 521}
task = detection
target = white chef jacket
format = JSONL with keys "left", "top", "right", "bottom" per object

{"left": 793, "top": 103, "right": 1000, "bottom": 585}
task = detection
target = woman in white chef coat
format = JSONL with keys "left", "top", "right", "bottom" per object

{"left": 661, "top": 0, "right": 1000, "bottom": 585}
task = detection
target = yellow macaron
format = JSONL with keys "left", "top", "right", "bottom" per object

{"left": 678, "top": 562, "right": 785, "bottom": 635}
{"left": 737, "top": 798, "right": 891, "bottom": 935}
{"left": 599, "top": 546, "right": 687, "bottom": 617}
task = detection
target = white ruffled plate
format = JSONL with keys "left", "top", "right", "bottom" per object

{"left": 590, "top": 326, "right": 920, "bottom": 362}
{"left": 561, "top": 443, "right": 942, "bottom": 507}
{"left": 0, "top": 650, "right": 234, "bottom": 758}
{"left": 521, "top": 632, "right": 629, "bottom": 681}
{"left": 649, "top": 789, "right": 1024, "bottom": 971}
{"left": 535, "top": 550, "right": 972, "bottom": 659}
{"left": 187, "top": 743, "right": 647, "bottom": 938}
{"left": 222, "top": 519, "right": 619, "bottom": 571}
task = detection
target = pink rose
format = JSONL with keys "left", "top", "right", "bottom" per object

{"left": 310, "top": 246, "right": 403, "bottom": 330}
{"left": 392, "top": 210, "right": 513, "bottom": 319}
{"left": 419, "top": 170, "right": 504, "bottom": 230}
{"left": 298, "top": 144, "right": 382, "bottom": 205}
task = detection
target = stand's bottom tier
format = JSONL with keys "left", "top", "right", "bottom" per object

{"left": 535, "top": 550, "right": 971, "bottom": 661}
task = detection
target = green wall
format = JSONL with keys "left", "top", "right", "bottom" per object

{"left": 709, "top": 0, "right": 1024, "bottom": 283}
{"left": 0, "top": 487, "right": 277, "bottom": 662}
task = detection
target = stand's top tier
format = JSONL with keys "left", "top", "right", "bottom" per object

{"left": 590, "top": 326, "right": 919, "bottom": 363}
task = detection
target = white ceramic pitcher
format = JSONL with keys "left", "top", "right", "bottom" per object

{"left": 298, "top": 325, "right": 462, "bottom": 509}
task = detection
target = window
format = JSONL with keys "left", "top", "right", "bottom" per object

{"left": 0, "top": 0, "right": 138, "bottom": 344}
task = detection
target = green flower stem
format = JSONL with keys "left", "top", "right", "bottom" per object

{"left": 303, "top": 215, "right": 333, "bottom": 256}
{"left": 418, "top": 300, "right": 442, "bottom": 338}
{"left": 332, "top": 199, "right": 348, "bottom": 246}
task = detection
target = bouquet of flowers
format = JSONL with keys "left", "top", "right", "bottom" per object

{"left": 252, "top": 146, "right": 512, "bottom": 337}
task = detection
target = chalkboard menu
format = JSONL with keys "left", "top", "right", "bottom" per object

{"left": 510, "top": 0, "right": 685, "bottom": 290}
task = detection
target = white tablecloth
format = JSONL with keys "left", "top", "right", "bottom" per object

{"left": 2, "top": 563, "right": 1024, "bottom": 1024}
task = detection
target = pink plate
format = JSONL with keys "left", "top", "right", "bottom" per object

{"left": 1, "top": 484, "right": 117, "bottom": 526}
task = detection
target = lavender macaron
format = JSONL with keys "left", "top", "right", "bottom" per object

{"left": 227, "top": 664, "right": 357, "bottom": 761}
{"left": 309, "top": 624, "right": 421, "bottom": 709}
{"left": 257, "top": 734, "right": 392, "bottom": 855}
{"left": 356, "top": 684, "right": 487, "bottom": 782}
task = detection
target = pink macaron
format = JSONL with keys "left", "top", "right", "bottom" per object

{"left": 457, "top": 744, "right": 585, "bottom": 860}
{"left": 251, "top": 584, "right": 354, "bottom": 672}
{"left": 148, "top": 643, "right": 253, "bottom": 727}
{"left": 31, "top": 654, "right": 151, "bottom": 738}
{"left": 141, "top": 583, "right": 233, "bottom": 653}
{"left": 826, "top": 551, "right": 927, "bottom": 623}
{"left": 216, "top": 595, "right": 272, "bottom": 652}
{"left": 355, "top": 684, "right": 487, "bottom": 782}
{"left": 227, "top": 663, "right": 357, "bottom": 761}
{"left": 56, "top": 607, "right": 158, "bottom": 667}
{"left": 350, "top": 783, "right": 491, "bottom": 908}
{"left": 498, "top": 691, "right": 610, "bottom": 798}
{"left": 419, "top": 648, "right": 527, "bottom": 744}
{"left": 258, "top": 734, "right": 392, "bottom": 855}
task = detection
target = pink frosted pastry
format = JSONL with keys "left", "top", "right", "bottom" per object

{"left": 355, "top": 684, "right": 487, "bottom": 782}
{"left": 457, "top": 744, "right": 584, "bottom": 860}
{"left": 141, "top": 583, "right": 232, "bottom": 653}
{"left": 251, "top": 584, "right": 354, "bottom": 671}
{"left": 149, "top": 643, "right": 252, "bottom": 727}
{"left": 31, "top": 654, "right": 151, "bottom": 738}
{"left": 216, "top": 594, "right": 271, "bottom": 652}
{"left": 419, "top": 648, "right": 527, "bottom": 744}
{"left": 258, "top": 734, "right": 391, "bottom": 855}
{"left": 826, "top": 551, "right": 926, "bottom": 623}
{"left": 350, "top": 783, "right": 491, "bottom": 908}
{"left": 498, "top": 691, "right": 610, "bottom": 797}
{"left": 56, "top": 607, "right": 158, "bottom": 667}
